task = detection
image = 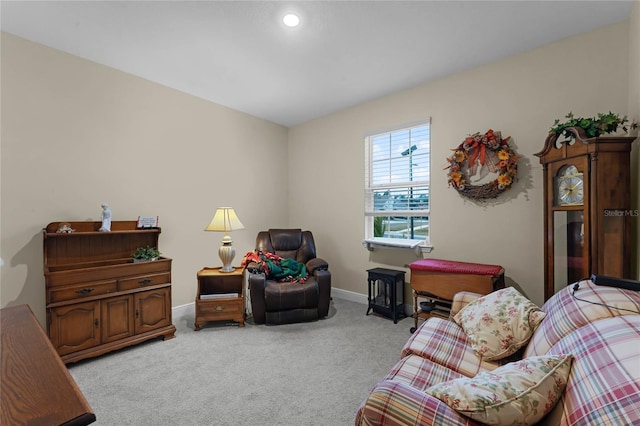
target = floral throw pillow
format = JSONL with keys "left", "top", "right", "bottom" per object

{"left": 426, "top": 354, "right": 573, "bottom": 426}
{"left": 453, "top": 287, "right": 546, "bottom": 361}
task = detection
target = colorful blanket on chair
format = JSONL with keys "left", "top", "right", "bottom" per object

{"left": 241, "top": 250, "right": 308, "bottom": 283}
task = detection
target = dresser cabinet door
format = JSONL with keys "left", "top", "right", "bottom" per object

{"left": 101, "top": 295, "right": 134, "bottom": 343}
{"left": 134, "top": 288, "right": 171, "bottom": 334}
{"left": 49, "top": 301, "right": 100, "bottom": 356}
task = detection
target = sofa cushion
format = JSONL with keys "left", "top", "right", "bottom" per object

{"left": 426, "top": 354, "right": 573, "bottom": 426}
{"left": 453, "top": 287, "right": 546, "bottom": 361}
{"left": 544, "top": 315, "right": 640, "bottom": 425}
{"left": 450, "top": 291, "right": 483, "bottom": 318}
{"left": 355, "top": 379, "right": 474, "bottom": 426}
{"left": 402, "top": 317, "right": 504, "bottom": 378}
{"left": 524, "top": 279, "right": 640, "bottom": 357}
{"left": 385, "top": 353, "right": 465, "bottom": 391}
{"left": 355, "top": 355, "right": 473, "bottom": 426}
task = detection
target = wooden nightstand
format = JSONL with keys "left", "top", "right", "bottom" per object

{"left": 195, "top": 267, "right": 245, "bottom": 330}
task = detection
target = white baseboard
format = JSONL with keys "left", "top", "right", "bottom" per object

{"left": 325, "top": 288, "right": 412, "bottom": 315}
{"left": 330, "top": 287, "right": 368, "bottom": 304}
{"left": 172, "top": 288, "right": 412, "bottom": 316}
{"left": 171, "top": 289, "right": 368, "bottom": 318}
{"left": 173, "top": 301, "right": 194, "bottom": 318}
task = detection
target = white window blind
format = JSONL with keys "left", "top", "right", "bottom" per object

{"left": 364, "top": 120, "right": 431, "bottom": 247}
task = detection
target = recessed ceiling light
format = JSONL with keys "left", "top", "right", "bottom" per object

{"left": 283, "top": 13, "right": 300, "bottom": 28}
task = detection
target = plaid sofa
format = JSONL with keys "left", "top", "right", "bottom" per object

{"left": 355, "top": 281, "right": 640, "bottom": 425}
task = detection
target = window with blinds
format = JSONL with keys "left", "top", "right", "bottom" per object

{"left": 364, "top": 120, "right": 430, "bottom": 248}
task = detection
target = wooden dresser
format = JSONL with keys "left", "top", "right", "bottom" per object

{"left": 1, "top": 304, "right": 96, "bottom": 425}
{"left": 44, "top": 221, "right": 176, "bottom": 364}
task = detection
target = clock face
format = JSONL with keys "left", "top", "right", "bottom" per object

{"left": 555, "top": 165, "right": 584, "bottom": 206}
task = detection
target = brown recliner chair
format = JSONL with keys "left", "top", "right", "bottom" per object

{"left": 247, "top": 229, "right": 331, "bottom": 325}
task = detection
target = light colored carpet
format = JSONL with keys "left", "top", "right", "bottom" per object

{"left": 69, "top": 297, "right": 413, "bottom": 425}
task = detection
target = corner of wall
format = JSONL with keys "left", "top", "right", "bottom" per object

{"left": 630, "top": 0, "right": 640, "bottom": 279}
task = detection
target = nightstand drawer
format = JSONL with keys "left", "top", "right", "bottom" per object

{"left": 49, "top": 280, "right": 117, "bottom": 303}
{"left": 118, "top": 272, "right": 171, "bottom": 291}
{"left": 196, "top": 298, "right": 243, "bottom": 319}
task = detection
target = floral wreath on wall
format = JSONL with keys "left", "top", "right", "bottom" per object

{"left": 446, "top": 129, "right": 520, "bottom": 200}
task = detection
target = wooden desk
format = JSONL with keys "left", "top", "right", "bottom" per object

{"left": 409, "top": 259, "right": 505, "bottom": 332}
{"left": 1, "top": 305, "right": 96, "bottom": 425}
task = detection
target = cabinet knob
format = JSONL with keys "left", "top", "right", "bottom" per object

{"left": 138, "top": 278, "right": 152, "bottom": 286}
{"left": 76, "top": 288, "right": 94, "bottom": 295}
{"left": 94, "top": 319, "right": 99, "bottom": 328}
{"left": 215, "top": 305, "right": 224, "bottom": 312}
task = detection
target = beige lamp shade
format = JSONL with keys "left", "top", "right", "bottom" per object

{"left": 205, "top": 207, "right": 245, "bottom": 236}
{"left": 204, "top": 207, "right": 245, "bottom": 272}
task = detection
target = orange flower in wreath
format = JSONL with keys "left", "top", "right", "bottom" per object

{"left": 452, "top": 150, "right": 466, "bottom": 163}
{"left": 497, "top": 174, "right": 512, "bottom": 186}
{"left": 449, "top": 171, "right": 463, "bottom": 186}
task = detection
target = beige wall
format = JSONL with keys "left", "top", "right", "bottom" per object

{"left": 630, "top": 0, "right": 640, "bottom": 278}
{"left": 289, "top": 21, "right": 632, "bottom": 306}
{"left": 1, "top": 17, "right": 636, "bottom": 327}
{"left": 1, "top": 33, "right": 289, "bottom": 326}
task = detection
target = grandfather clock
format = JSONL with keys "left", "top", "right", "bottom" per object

{"left": 535, "top": 127, "right": 636, "bottom": 301}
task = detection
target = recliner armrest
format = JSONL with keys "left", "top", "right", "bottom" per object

{"left": 306, "top": 258, "right": 329, "bottom": 274}
{"left": 248, "top": 271, "right": 268, "bottom": 324}
{"left": 245, "top": 261, "right": 263, "bottom": 274}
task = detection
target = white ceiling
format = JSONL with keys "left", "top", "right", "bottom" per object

{"left": 1, "top": 1, "right": 634, "bottom": 127}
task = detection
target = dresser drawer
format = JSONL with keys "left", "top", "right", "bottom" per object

{"left": 49, "top": 280, "right": 117, "bottom": 303}
{"left": 118, "top": 272, "right": 171, "bottom": 291}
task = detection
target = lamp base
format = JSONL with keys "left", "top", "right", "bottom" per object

{"left": 218, "top": 243, "right": 236, "bottom": 273}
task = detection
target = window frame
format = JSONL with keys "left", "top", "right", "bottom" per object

{"left": 363, "top": 120, "right": 432, "bottom": 252}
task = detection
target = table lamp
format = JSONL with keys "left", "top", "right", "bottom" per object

{"left": 204, "top": 207, "right": 245, "bottom": 272}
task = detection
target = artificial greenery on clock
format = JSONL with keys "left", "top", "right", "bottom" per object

{"left": 550, "top": 111, "right": 637, "bottom": 138}
{"left": 446, "top": 129, "right": 520, "bottom": 200}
